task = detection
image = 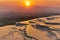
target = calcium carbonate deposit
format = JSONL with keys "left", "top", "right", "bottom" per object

{"left": 0, "top": 15, "right": 60, "bottom": 40}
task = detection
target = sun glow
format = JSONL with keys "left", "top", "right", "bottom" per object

{"left": 25, "top": 1, "right": 30, "bottom": 6}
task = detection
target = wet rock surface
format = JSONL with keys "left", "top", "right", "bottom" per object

{"left": 0, "top": 15, "right": 60, "bottom": 40}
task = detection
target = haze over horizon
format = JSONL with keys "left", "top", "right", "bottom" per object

{"left": 0, "top": 0, "right": 60, "bottom": 18}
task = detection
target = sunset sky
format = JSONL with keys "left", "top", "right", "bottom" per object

{"left": 0, "top": 0, "right": 60, "bottom": 7}
{"left": 0, "top": 0, "right": 60, "bottom": 18}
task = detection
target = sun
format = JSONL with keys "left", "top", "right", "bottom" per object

{"left": 25, "top": 1, "right": 30, "bottom": 6}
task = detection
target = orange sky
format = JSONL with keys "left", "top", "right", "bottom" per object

{"left": 0, "top": 0, "right": 60, "bottom": 7}
{"left": 0, "top": 0, "right": 60, "bottom": 18}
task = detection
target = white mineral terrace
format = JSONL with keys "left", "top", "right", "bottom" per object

{"left": 0, "top": 15, "right": 60, "bottom": 40}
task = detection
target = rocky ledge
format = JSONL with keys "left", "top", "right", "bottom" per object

{"left": 0, "top": 15, "right": 60, "bottom": 40}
